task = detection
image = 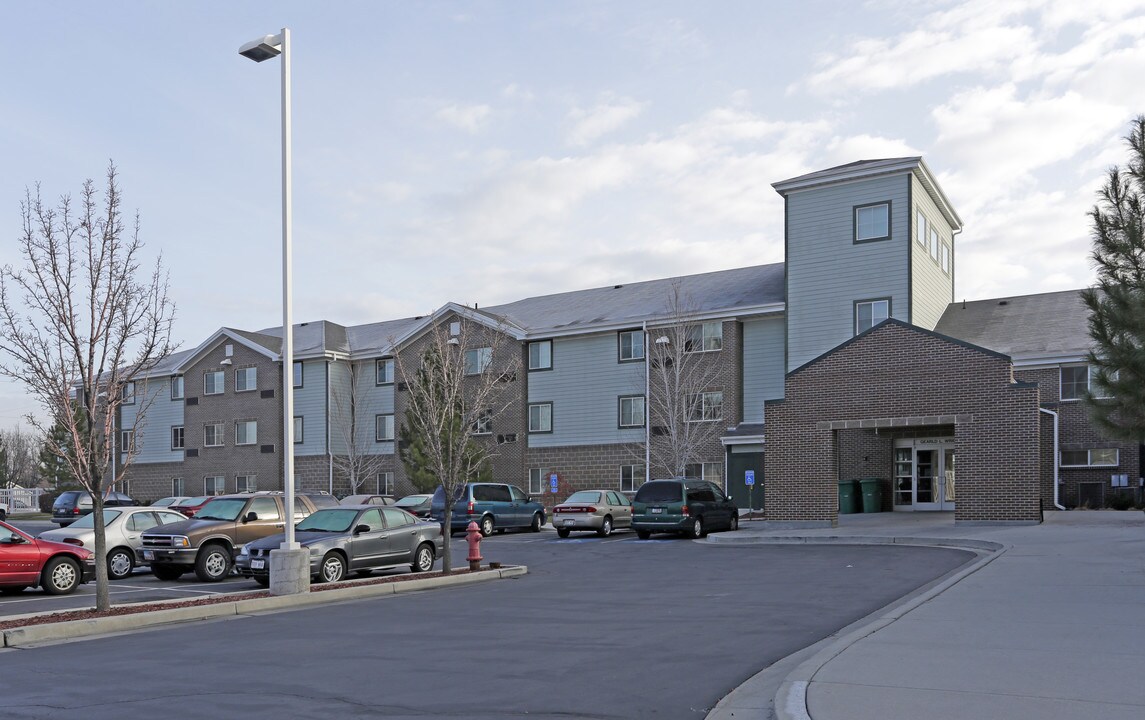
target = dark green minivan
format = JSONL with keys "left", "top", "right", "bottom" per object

{"left": 631, "top": 479, "right": 738, "bottom": 539}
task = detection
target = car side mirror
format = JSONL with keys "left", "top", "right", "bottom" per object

{"left": 243, "top": 511, "right": 258, "bottom": 523}
{"left": 354, "top": 524, "right": 371, "bottom": 535}
{"left": 1, "top": 536, "right": 25, "bottom": 544}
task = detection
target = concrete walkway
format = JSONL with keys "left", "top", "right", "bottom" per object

{"left": 708, "top": 510, "right": 1145, "bottom": 720}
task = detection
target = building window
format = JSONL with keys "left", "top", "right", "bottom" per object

{"left": 376, "top": 414, "right": 395, "bottom": 442}
{"left": 204, "top": 423, "right": 224, "bottom": 447}
{"left": 916, "top": 209, "right": 927, "bottom": 247}
{"left": 378, "top": 472, "right": 395, "bottom": 495}
{"left": 855, "top": 299, "right": 890, "bottom": 335}
{"left": 618, "top": 395, "right": 645, "bottom": 428}
{"left": 205, "top": 475, "right": 225, "bottom": 495}
{"left": 618, "top": 330, "right": 645, "bottom": 362}
{"left": 293, "top": 361, "right": 303, "bottom": 388}
{"left": 121, "top": 382, "right": 136, "bottom": 405}
{"left": 120, "top": 429, "right": 135, "bottom": 453}
{"left": 171, "top": 426, "right": 184, "bottom": 450}
{"left": 685, "top": 462, "right": 723, "bottom": 484}
{"left": 685, "top": 322, "right": 722, "bottom": 352}
{"left": 375, "top": 358, "right": 394, "bottom": 385}
{"left": 235, "top": 367, "right": 257, "bottom": 392}
{"left": 235, "top": 420, "right": 257, "bottom": 446}
{"left": 294, "top": 416, "right": 303, "bottom": 444}
{"left": 528, "top": 468, "right": 544, "bottom": 495}
{"left": 940, "top": 243, "right": 951, "bottom": 274}
{"left": 236, "top": 474, "right": 257, "bottom": 493}
{"left": 473, "top": 411, "right": 492, "bottom": 435}
{"left": 1060, "top": 365, "right": 1089, "bottom": 401}
{"left": 171, "top": 375, "right": 184, "bottom": 400}
{"left": 620, "top": 465, "right": 644, "bottom": 492}
{"left": 205, "top": 370, "right": 224, "bottom": 395}
{"left": 172, "top": 478, "right": 185, "bottom": 496}
{"left": 1061, "top": 449, "right": 1119, "bottom": 467}
{"left": 464, "top": 347, "right": 492, "bottom": 375}
{"left": 928, "top": 227, "right": 939, "bottom": 260}
{"left": 854, "top": 201, "right": 890, "bottom": 243}
{"left": 529, "top": 403, "right": 553, "bottom": 433}
{"left": 687, "top": 391, "right": 723, "bottom": 422}
{"left": 528, "top": 340, "right": 552, "bottom": 371}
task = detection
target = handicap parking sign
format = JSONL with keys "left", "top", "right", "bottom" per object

{"left": 745, "top": 470, "right": 755, "bottom": 486}
{"left": 550, "top": 473, "right": 559, "bottom": 492}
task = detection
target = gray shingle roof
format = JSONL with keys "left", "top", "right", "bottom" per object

{"left": 935, "top": 289, "right": 1091, "bottom": 359}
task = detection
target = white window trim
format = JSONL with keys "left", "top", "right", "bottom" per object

{"left": 205, "top": 475, "right": 225, "bottom": 495}
{"left": 618, "top": 395, "right": 645, "bottom": 428}
{"left": 620, "top": 464, "right": 645, "bottom": 492}
{"left": 854, "top": 201, "right": 890, "bottom": 243}
{"left": 235, "top": 420, "right": 257, "bottom": 446}
{"left": 465, "top": 347, "right": 493, "bottom": 375}
{"left": 618, "top": 330, "right": 645, "bottom": 362}
{"left": 235, "top": 367, "right": 257, "bottom": 392}
{"left": 855, "top": 299, "right": 890, "bottom": 335}
{"left": 205, "top": 370, "right": 224, "bottom": 395}
{"left": 687, "top": 391, "right": 723, "bottom": 423}
{"left": 375, "top": 414, "right": 395, "bottom": 442}
{"left": 293, "top": 416, "right": 304, "bottom": 444}
{"left": 171, "top": 375, "right": 184, "bottom": 400}
{"left": 685, "top": 322, "right": 723, "bottom": 353}
{"left": 376, "top": 358, "right": 394, "bottom": 385}
{"left": 204, "top": 423, "right": 224, "bottom": 447}
{"left": 171, "top": 426, "right": 184, "bottom": 450}
{"left": 528, "top": 468, "right": 544, "bottom": 495}
{"left": 528, "top": 340, "right": 553, "bottom": 371}
{"left": 529, "top": 402, "right": 553, "bottom": 433}
{"left": 1060, "top": 365, "right": 1091, "bottom": 401}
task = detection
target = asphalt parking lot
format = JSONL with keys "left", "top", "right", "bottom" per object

{"left": 0, "top": 523, "right": 974, "bottom": 720}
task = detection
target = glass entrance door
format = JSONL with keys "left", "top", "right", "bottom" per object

{"left": 893, "top": 440, "right": 956, "bottom": 511}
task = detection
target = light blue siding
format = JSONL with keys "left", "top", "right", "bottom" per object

{"left": 527, "top": 333, "right": 646, "bottom": 448}
{"left": 742, "top": 317, "right": 784, "bottom": 422}
{"left": 294, "top": 360, "right": 328, "bottom": 455}
{"left": 123, "top": 376, "right": 184, "bottom": 464}
{"left": 356, "top": 360, "right": 395, "bottom": 457}
{"left": 786, "top": 174, "right": 911, "bottom": 371}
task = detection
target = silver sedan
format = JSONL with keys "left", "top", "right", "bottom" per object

{"left": 39, "top": 507, "right": 188, "bottom": 580}
{"left": 551, "top": 490, "right": 633, "bottom": 538}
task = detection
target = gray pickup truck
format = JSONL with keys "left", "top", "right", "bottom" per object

{"left": 141, "top": 492, "right": 338, "bottom": 581}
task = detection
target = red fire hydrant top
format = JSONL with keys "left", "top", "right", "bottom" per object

{"left": 465, "top": 521, "right": 483, "bottom": 564}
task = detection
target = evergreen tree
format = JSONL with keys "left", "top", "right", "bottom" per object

{"left": 38, "top": 415, "right": 79, "bottom": 489}
{"left": 1081, "top": 115, "right": 1145, "bottom": 442}
{"left": 0, "top": 435, "right": 9, "bottom": 487}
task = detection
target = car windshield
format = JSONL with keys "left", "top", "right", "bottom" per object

{"left": 565, "top": 491, "right": 602, "bottom": 503}
{"left": 297, "top": 509, "right": 360, "bottom": 533}
{"left": 395, "top": 496, "right": 427, "bottom": 507}
{"left": 634, "top": 482, "right": 683, "bottom": 503}
{"left": 194, "top": 499, "right": 246, "bottom": 521}
{"left": 175, "top": 496, "right": 208, "bottom": 507}
{"left": 65, "top": 510, "right": 124, "bottom": 528}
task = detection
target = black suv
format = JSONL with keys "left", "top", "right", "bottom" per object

{"left": 631, "top": 479, "right": 738, "bottom": 539}
{"left": 51, "top": 490, "right": 137, "bottom": 526}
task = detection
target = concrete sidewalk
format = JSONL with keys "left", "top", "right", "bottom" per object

{"left": 708, "top": 510, "right": 1145, "bottom": 720}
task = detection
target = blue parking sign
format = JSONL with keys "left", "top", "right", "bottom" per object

{"left": 550, "top": 473, "right": 559, "bottom": 493}
{"left": 745, "top": 470, "right": 755, "bottom": 486}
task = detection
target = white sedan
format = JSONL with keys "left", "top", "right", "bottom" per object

{"left": 39, "top": 506, "right": 188, "bottom": 580}
{"left": 551, "top": 490, "right": 633, "bottom": 538}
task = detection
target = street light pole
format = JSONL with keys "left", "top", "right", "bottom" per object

{"left": 239, "top": 28, "right": 299, "bottom": 556}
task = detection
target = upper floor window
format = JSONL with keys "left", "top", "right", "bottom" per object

{"left": 171, "top": 426, "right": 185, "bottom": 450}
{"left": 855, "top": 299, "right": 890, "bottom": 335}
{"left": 293, "top": 361, "right": 303, "bottom": 388}
{"left": 120, "top": 429, "right": 135, "bottom": 453}
{"left": 854, "top": 202, "right": 890, "bottom": 243}
{"left": 204, "top": 422, "right": 224, "bottom": 447}
{"left": 465, "top": 347, "right": 492, "bottom": 375}
{"left": 928, "top": 227, "right": 940, "bottom": 260}
{"left": 293, "top": 416, "right": 304, "bottom": 444}
{"left": 916, "top": 209, "right": 927, "bottom": 247}
{"left": 376, "top": 414, "right": 395, "bottom": 442}
{"left": 529, "top": 402, "right": 553, "bottom": 433}
{"left": 235, "top": 420, "right": 257, "bottom": 446}
{"left": 687, "top": 391, "right": 723, "bottom": 422}
{"left": 940, "top": 244, "right": 951, "bottom": 274}
{"left": 171, "top": 375, "right": 184, "bottom": 400}
{"left": 528, "top": 340, "right": 552, "bottom": 371}
{"left": 685, "top": 322, "right": 722, "bottom": 352}
{"left": 618, "top": 395, "right": 645, "bottom": 428}
{"left": 376, "top": 358, "right": 394, "bottom": 385}
{"left": 121, "top": 382, "right": 136, "bottom": 405}
{"left": 1060, "top": 365, "right": 1090, "bottom": 401}
{"left": 205, "top": 370, "right": 224, "bottom": 395}
{"left": 618, "top": 330, "right": 644, "bottom": 362}
{"left": 473, "top": 411, "right": 492, "bottom": 435}
{"left": 235, "top": 367, "right": 257, "bottom": 392}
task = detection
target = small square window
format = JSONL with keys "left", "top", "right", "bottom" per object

{"left": 528, "top": 341, "right": 552, "bottom": 371}
{"left": 205, "top": 476, "right": 225, "bottom": 495}
{"left": 473, "top": 411, "right": 492, "bottom": 435}
{"left": 855, "top": 299, "right": 890, "bottom": 335}
{"left": 1061, "top": 366, "right": 1089, "bottom": 401}
{"left": 619, "top": 330, "right": 645, "bottom": 362}
{"left": 620, "top": 465, "right": 645, "bottom": 492}
{"left": 235, "top": 420, "right": 257, "bottom": 445}
{"left": 529, "top": 403, "right": 553, "bottom": 433}
{"left": 376, "top": 358, "right": 394, "bottom": 385}
{"left": 685, "top": 322, "right": 722, "bottom": 352}
{"left": 464, "top": 347, "right": 492, "bottom": 375}
{"left": 687, "top": 391, "right": 722, "bottom": 422}
{"left": 855, "top": 202, "right": 890, "bottom": 242}
{"left": 235, "top": 367, "right": 257, "bottom": 392}
{"left": 236, "top": 474, "right": 257, "bottom": 493}
{"left": 619, "top": 396, "right": 645, "bottom": 428}
{"left": 204, "top": 423, "right": 224, "bottom": 447}
{"left": 205, "top": 371, "right": 224, "bottom": 395}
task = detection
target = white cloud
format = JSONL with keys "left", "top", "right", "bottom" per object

{"left": 566, "top": 97, "right": 646, "bottom": 147}
{"left": 435, "top": 103, "right": 492, "bottom": 133}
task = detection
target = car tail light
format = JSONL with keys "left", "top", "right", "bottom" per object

{"left": 62, "top": 538, "right": 85, "bottom": 547}
{"left": 467, "top": 500, "right": 474, "bottom": 515}
{"left": 681, "top": 505, "right": 689, "bottom": 516}
{"left": 73, "top": 507, "right": 81, "bottom": 515}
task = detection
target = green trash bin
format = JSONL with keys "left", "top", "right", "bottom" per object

{"left": 859, "top": 478, "right": 882, "bottom": 513}
{"left": 838, "top": 480, "right": 859, "bottom": 514}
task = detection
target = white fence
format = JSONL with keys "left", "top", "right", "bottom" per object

{"left": 1, "top": 487, "right": 46, "bottom": 515}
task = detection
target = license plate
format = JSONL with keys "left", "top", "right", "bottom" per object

{"left": 143, "top": 550, "right": 154, "bottom": 560}
{"left": 251, "top": 559, "right": 265, "bottom": 570}
{"left": 650, "top": 508, "right": 663, "bottom": 514}
{"left": 563, "top": 519, "right": 577, "bottom": 526}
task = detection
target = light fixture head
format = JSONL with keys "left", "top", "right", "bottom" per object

{"left": 220, "top": 358, "right": 233, "bottom": 366}
{"left": 655, "top": 336, "right": 670, "bottom": 344}
{"left": 447, "top": 338, "right": 460, "bottom": 346}
{"left": 239, "top": 34, "right": 283, "bottom": 62}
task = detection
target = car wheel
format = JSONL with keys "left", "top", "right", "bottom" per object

{"left": 0, "top": 586, "right": 28, "bottom": 595}
{"left": 729, "top": 514, "right": 739, "bottom": 532}
{"left": 530, "top": 512, "right": 544, "bottom": 532}
{"left": 252, "top": 576, "right": 270, "bottom": 588}
{"left": 319, "top": 553, "right": 347, "bottom": 583}
{"left": 151, "top": 565, "right": 184, "bottom": 581}
{"left": 689, "top": 517, "right": 704, "bottom": 539}
{"left": 107, "top": 547, "right": 135, "bottom": 580}
{"left": 354, "top": 569, "right": 374, "bottom": 578}
{"left": 597, "top": 516, "right": 613, "bottom": 538}
{"left": 194, "top": 544, "right": 233, "bottom": 582}
{"left": 411, "top": 543, "right": 435, "bottom": 573}
{"left": 41, "top": 556, "right": 81, "bottom": 595}
{"left": 557, "top": 528, "right": 570, "bottom": 538}
{"left": 636, "top": 530, "right": 651, "bottom": 540}
{"left": 479, "top": 516, "right": 495, "bottom": 537}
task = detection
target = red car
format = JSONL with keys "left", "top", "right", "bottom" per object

{"left": 170, "top": 496, "right": 211, "bottom": 517}
{"left": 0, "top": 520, "right": 96, "bottom": 595}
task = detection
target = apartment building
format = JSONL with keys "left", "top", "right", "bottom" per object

{"left": 114, "top": 157, "right": 1142, "bottom": 525}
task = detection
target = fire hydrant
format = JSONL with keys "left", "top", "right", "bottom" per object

{"left": 465, "top": 521, "right": 483, "bottom": 571}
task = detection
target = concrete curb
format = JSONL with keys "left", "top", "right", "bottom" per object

{"left": 2, "top": 565, "right": 527, "bottom": 648}
{"left": 703, "top": 536, "right": 1006, "bottom": 720}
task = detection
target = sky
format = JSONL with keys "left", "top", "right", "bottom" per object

{"left": 2, "top": 0, "right": 1145, "bottom": 430}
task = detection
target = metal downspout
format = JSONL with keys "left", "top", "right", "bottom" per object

{"left": 1040, "top": 407, "right": 1064, "bottom": 510}
{"left": 643, "top": 321, "right": 650, "bottom": 485}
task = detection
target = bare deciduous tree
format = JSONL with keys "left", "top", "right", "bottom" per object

{"left": 393, "top": 314, "right": 520, "bottom": 572}
{"left": 645, "top": 284, "right": 727, "bottom": 480}
{"left": 329, "top": 360, "right": 388, "bottom": 496}
{"left": 0, "top": 164, "right": 175, "bottom": 610}
{"left": 0, "top": 426, "right": 41, "bottom": 487}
